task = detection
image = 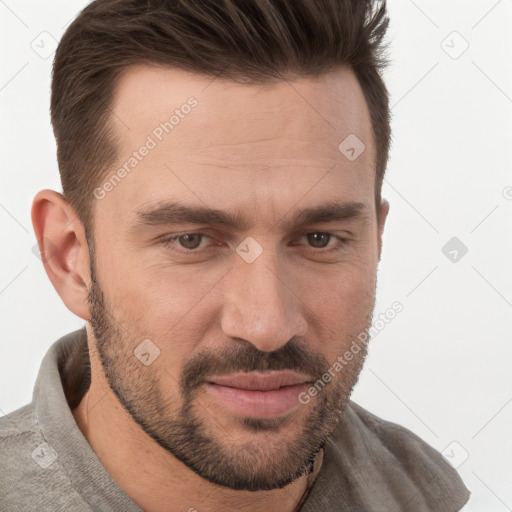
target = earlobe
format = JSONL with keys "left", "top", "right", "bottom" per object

{"left": 377, "top": 199, "right": 389, "bottom": 262}
{"left": 31, "top": 189, "right": 91, "bottom": 321}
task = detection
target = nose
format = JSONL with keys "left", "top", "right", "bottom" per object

{"left": 220, "top": 249, "right": 308, "bottom": 352}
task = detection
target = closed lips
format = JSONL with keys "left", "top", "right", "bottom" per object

{"left": 208, "top": 372, "right": 312, "bottom": 391}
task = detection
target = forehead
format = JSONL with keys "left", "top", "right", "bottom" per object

{"left": 111, "top": 63, "right": 372, "bottom": 149}
{"left": 98, "top": 64, "right": 375, "bottom": 227}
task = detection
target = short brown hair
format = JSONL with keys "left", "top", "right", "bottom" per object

{"left": 51, "top": 0, "right": 391, "bottom": 231}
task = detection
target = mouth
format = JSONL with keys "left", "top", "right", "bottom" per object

{"left": 204, "top": 372, "right": 313, "bottom": 419}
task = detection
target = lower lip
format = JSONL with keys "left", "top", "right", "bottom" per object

{"left": 204, "top": 382, "right": 310, "bottom": 418}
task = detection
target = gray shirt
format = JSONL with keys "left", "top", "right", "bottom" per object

{"left": 0, "top": 327, "right": 470, "bottom": 511}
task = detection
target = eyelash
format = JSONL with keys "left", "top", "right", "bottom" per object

{"left": 159, "top": 232, "right": 349, "bottom": 255}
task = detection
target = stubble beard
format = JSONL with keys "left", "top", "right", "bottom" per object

{"left": 87, "top": 264, "right": 374, "bottom": 491}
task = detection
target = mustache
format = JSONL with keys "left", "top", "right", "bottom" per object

{"left": 180, "top": 337, "right": 329, "bottom": 396}
{"left": 87, "top": 277, "right": 331, "bottom": 396}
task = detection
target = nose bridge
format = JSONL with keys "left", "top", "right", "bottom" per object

{"left": 220, "top": 245, "right": 306, "bottom": 352}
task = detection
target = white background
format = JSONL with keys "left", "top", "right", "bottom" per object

{"left": 1, "top": 1, "right": 511, "bottom": 510}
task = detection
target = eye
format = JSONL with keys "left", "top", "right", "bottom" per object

{"left": 293, "top": 232, "right": 348, "bottom": 252}
{"left": 160, "top": 233, "right": 215, "bottom": 252}
{"left": 159, "top": 231, "right": 349, "bottom": 256}
{"left": 306, "top": 233, "right": 332, "bottom": 248}
{"left": 175, "top": 233, "right": 207, "bottom": 250}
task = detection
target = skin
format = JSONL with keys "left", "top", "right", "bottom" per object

{"left": 32, "top": 64, "right": 389, "bottom": 512}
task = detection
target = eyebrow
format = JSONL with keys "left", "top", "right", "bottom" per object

{"left": 132, "top": 200, "right": 369, "bottom": 232}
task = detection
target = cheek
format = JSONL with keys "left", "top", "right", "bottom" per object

{"left": 309, "top": 252, "right": 377, "bottom": 308}
{"left": 103, "top": 262, "right": 220, "bottom": 373}
{"left": 302, "top": 261, "right": 377, "bottom": 355}
{"left": 104, "top": 251, "right": 217, "bottom": 321}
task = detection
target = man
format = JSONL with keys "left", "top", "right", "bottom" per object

{"left": 0, "top": 0, "right": 470, "bottom": 510}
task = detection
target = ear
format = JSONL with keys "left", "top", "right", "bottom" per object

{"left": 376, "top": 199, "right": 389, "bottom": 262}
{"left": 31, "top": 189, "right": 92, "bottom": 321}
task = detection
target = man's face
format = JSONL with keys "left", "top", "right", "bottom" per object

{"left": 87, "top": 65, "right": 386, "bottom": 491}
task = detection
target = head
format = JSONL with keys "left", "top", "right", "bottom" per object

{"left": 33, "top": 0, "right": 391, "bottom": 492}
